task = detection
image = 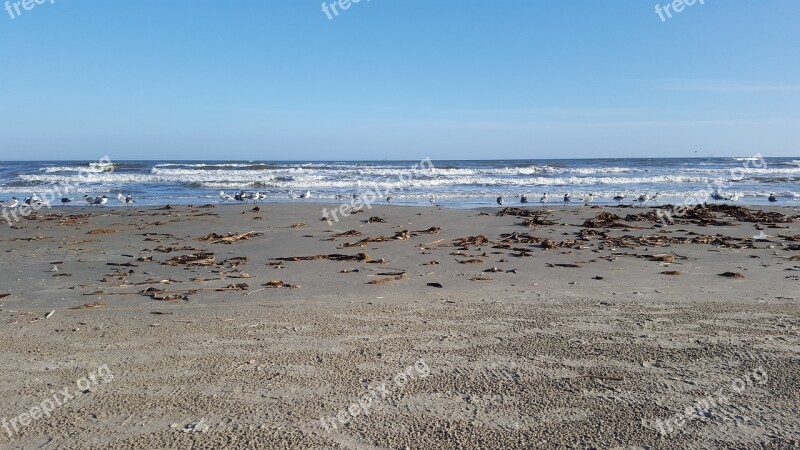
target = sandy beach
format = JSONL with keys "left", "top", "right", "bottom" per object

{"left": 0, "top": 202, "right": 798, "bottom": 449}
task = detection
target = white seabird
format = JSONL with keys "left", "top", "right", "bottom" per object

{"left": 300, "top": 191, "right": 311, "bottom": 199}
{"left": 84, "top": 195, "right": 97, "bottom": 206}
{"left": 637, "top": 193, "right": 649, "bottom": 206}
{"left": 93, "top": 195, "right": 108, "bottom": 206}
{"left": 540, "top": 192, "right": 549, "bottom": 206}
{"left": 1, "top": 197, "right": 19, "bottom": 209}
{"left": 651, "top": 192, "right": 661, "bottom": 204}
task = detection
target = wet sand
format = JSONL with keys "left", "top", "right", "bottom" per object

{"left": 0, "top": 202, "right": 798, "bottom": 449}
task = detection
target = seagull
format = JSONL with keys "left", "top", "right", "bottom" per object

{"left": 117, "top": 193, "right": 133, "bottom": 205}
{"left": 540, "top": 192, "right": 549, "bottom": 206}
{"left": 520, "top": 195, "right": 529, "bottom": 204}
{"left": 84, "top": 195, "right": 97, "bottom": 206}
{"left": 300, "top": 191, "right": 311, "bottom": 199}
{"left": 93, "top": 195, "right": 108, "bottom": 206}
{"left": 613, "top": 195, "right": 625, "bottom": 204}
{"left": 496, "top": 196, "right": 504, "bottom": 206}
{"left": 1, "top": 197, "right": 18, "bottom": 209}
{"left": 219, "top": 191, "right": 234, "bottom": 201}
{"left": 726, "top": 192, "right": 740, "bottom": 202}
{"left": 710, "top": 190, "right": 725, "bottom": 202}
{"left": 256, "top": 192, "right": 267, "bottom": 203}
{"left": 753, "top": 230, "right": 769, "bottom": 241}
{"left": 768, "top": 193, "right": 777, "bottom": 204}
{"left": 386, "top": 196, "right": 393, "bottom": 204}
{"left": 637, "top": 193, "right": 649, "bottom": 206}
{"left": 246, "top": 191, "right": 259, "bottom": 203}
{"left": 584, "top": 194, "right": 594, "bottom": 206}
{"left": 429, "top": 195, "right": 435, "bottom": 204}
{"left": 233, "top": 191, "right": 245, "bottom": 203}
{"left": 651, "top": 192, "right": 661, "bottom": 204}
{"left": 563, "top": 193, "right": 571, "bottom": 206}
{"left": 61, "top": 197, "right": 72, "bottom": 205}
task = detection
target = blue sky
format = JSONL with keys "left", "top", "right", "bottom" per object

{"left": 0, "top": 0, "right": 798, "bottom": 160}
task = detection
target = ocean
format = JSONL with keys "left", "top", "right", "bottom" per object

{"left": 0, "top": 157, "right": 798, "bottom": 207}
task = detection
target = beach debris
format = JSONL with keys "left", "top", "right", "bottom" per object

{"left": 271, "top": 253, "right": 374, "bottom": 263}
{"left": 484, "top": 267, "right": 503, "bottom": 273}
{"left": 179, "top": 418, "right": 209, "bottom": 433}
{"left": 413, "top": 227, "right": 442, "bottom": 234}
{"left": 547, "top": 263, "right": 583, "bottom": 268}
{"left": 70, "top": 301, "right": 107, "bottom": 309}
{"left": 582, "top": 212, "right": 629, "bottom": 228}
{"left": 661, "top": 271, "right": 682, "bottom": 276}
{"left": 649, "top": 254, "right": 675, "bottom": 263}
{"left": 290, "top": 222, "right": 306, "bottom": 228}
{"left": 197, "top": 232, "right": 263, "bottom": 244}
{"left": 87, "top": 229, "right": 116, "bottom": 235}
{"left": 469, "top": 276, "right": 493, "bottom": 281}
{"left": 263, "top": 280, "right": 300, "bottom": 289}
{"left": 453, "top": 235, "right": 489, "bottom": 248}
{"left": 427, "top": 282, "right": 443, "bottom": 288}
{"left": 164, "top": 252, "right": 215, "bottom": 266}
{"left": 141, "top": 287, "right": 191, "bottom": 301}
{"left": 217, "top": 283, "right": 249, "bottom": 291}
{"left": 367, "top": 273, "right": 408, "bottom": 284}
{"left": 0, "top": 293, "right": 10, "bottom": 299}
{"left": 220, "top": 256, "right": 248, "bottom": 268}
{"left": 367, "top": 216, "right": 387, "bottom": 223}
{"left": 44, "top": 310, "right": 55, "bottom": 319}
{"left": 422, "top": 260, "right": 440, "bottom": 266}
{"left": 150, "top": 311, "right": 173, "bottom": 315}
{"left": 719, "top": 272, "right": 746, "bottom": 279}
{"left": 458, "top": 258, "right": 484, "bottom": 264}
{"left": 333, "top": 230, "right": 362, "bottom": 238}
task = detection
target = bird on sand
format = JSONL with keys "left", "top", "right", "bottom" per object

{"left": 613, "top": 195, "right": 625, "bottom": 204}
{"left": 768, "top": 193, "right": 777, "bottom": 204}
{"left": 540, "top": 192, "right": 549, "bottom": 205}
{"left": 496, "top": 196, "right": 504, "bottom": 206}
{"left": 563, "top": 193, "right": 571, "bottom": 206}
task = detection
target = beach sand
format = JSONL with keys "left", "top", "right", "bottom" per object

{"left": 0, "top": 202, "right": 798, "bottom": 449}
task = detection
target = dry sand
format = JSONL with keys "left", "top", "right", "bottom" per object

{"left": 0, "top": 202, "right": 798, "bottom": 449}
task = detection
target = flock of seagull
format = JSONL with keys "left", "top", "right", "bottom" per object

{"left": 0, "top": 193, "right": 135, "bottom": 209}
{"left": 496, "top": 191, "right": 780, "bottom": 207}
{"left": 0, "top": 190, "right": 783, "bottom": 210}
{"left": 497, "top": 192, "right": 664, "bottom": 207}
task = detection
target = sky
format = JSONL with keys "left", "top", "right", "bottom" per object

{"left": 0, "top": 0, "right": 798, "bottom": 161}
